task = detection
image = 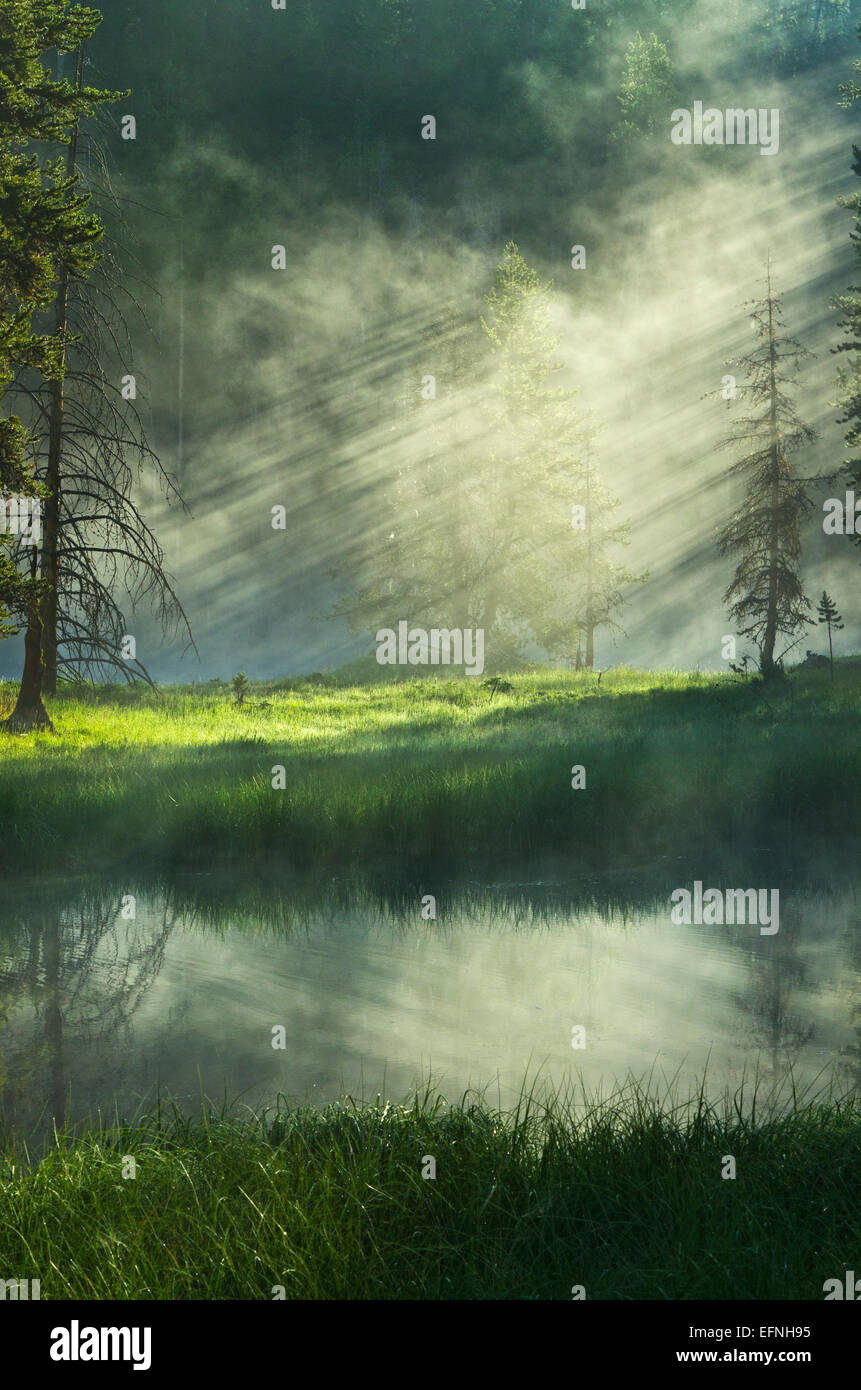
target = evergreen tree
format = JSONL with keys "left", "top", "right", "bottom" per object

{"left": 0, "top": 0, "right": 120, "bottom": 729}
{"left": 833, "top": 26, "right": 861, "bottom": 531}
{"left": 475, "top": 241, "right": 580, "bottom": 661}
{"left": 816, "top": 589, "right": 844, "bottom": 679}
{"left": 610, "top": 32, "right": 677, "bottom": 144}
{"left": 231, "top": 670, "right": 249, "bottom": 706}
{"left": 717, "top": 261, "right": 816, "bottom": 680}
{"left": 6, "top": 50, "right": 192, "bottom": 690}
{"left": 331, "top": 243, "right": 642, "bottom": 673}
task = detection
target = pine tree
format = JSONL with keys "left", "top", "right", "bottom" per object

{"left": 816, "top": 590, "right": 844, "bottom": 680}
{"left": 231, "top": 671, "right": 250, "bottom": 706}
{"left": 6, "top": 51, "right": 193, "bottom": 690}
{"left": 0, "top": 0, "right": 120, "bottom": 729}
{"left": 717, "top": 260, "right": 816, "bottom": 681}
{"left": 476, "top": 241, "right": 579, "bottom": 659}
{"left": 610, "top": 32, "right": 677, "bottom": 144}
{"left": 833, "top": 28, "right": 861, "bottom": 535}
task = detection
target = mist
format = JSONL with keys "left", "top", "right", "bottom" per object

{"left": 5, "top": 0, "right": 858, "bottom": 682}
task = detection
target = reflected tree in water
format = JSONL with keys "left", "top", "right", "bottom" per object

{"left": 0, "top": 885, "right": 176, "bottom": 1144}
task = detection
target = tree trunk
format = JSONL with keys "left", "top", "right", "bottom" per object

{"left": 584, "top": 454, "right": 595, "bottom": 668}
{"left": 2, "top": 552, "right": 53, "bottom": 732}
{"left": 761, "top": 441, "right": 780, "bottom": 680}
{"left": 40, "top": 349, "right": 65, "bottom": 695}
{"left": 761, "top": 272, "right": 780, "bottom": 681}
{"left": 40, "top": 49, "right": 82, "bottom": 694}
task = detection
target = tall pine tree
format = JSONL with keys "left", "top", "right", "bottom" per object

{"left": 475, "top": 241, "right": 580, "bottom": 663}
{"left": 717, "top": 260, "right": 815, "bottom": 680}
{"left": 5, "top": 45, "right": 192, "bottom": 691}
{"left": 0, "top": 0, "right": 119, "bottom": 729}
{"left": 833, "top": 25, "right": 861, "bottom": 534}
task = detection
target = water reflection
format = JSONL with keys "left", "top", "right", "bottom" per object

{"left": 0, "top": 868, "right": 858, "bottom": 1148}
{"left": 0, "top": 885, "right": 176, "bottom": 1139}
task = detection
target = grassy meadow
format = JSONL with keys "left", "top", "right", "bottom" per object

{"left": 0, "top": 663, "right": 858, "bottom": 878}
{"left": 2, "top": 1078, "right": 859, "bottom": 1300}
{"left": 1, "top": 664, "right": 859, "bottom": 1301}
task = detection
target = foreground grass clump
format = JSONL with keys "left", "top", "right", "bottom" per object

{"left": 1, "top": 1081, "right": 859, "bottom": 1300}
{"left": 0, "top": 664, "right": 859, "bottom": 873}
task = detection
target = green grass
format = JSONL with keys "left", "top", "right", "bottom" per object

{"left": 0, "top": 663, "right": 858, "bottom": 876}
{"left": 1, "top": 1078, "right": 858, "bottom": 1300}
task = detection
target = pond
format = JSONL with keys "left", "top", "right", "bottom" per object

{"left": 1, "top": 866, "right": 858, "bottom": 1145}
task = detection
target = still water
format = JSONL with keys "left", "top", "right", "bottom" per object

{"left": 1, "top": 870, "right": 858, "bottom": 1143}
